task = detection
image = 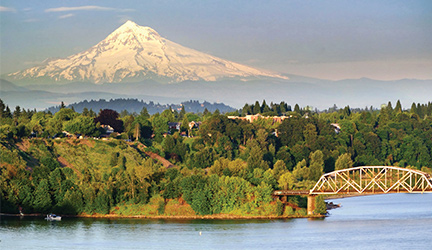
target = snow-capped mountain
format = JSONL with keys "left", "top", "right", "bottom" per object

{"left": 8, "top": 21, "right": 287, "bottom": 84}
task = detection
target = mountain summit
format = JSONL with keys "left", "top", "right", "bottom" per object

{"left": 8, "top": 21, "right": 287, "bottom": 84}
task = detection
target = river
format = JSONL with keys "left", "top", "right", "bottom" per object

{"left": 1, "top": 193, "right": 431, "bottom": 249}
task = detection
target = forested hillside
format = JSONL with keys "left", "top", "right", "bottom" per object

{"left": 1, "top": 99, "right": 431, "bottom": 217}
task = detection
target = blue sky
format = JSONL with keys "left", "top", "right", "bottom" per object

{"left": 1, "top": 0, "right": 431, "bottom": 80}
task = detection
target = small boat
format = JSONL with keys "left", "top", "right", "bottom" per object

{"left": 45, "top": 214, "right": 61, "bottom": 221}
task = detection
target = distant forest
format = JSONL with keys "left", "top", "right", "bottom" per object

{"left": 46, "top": 99, "right": 235, "bottom": 115}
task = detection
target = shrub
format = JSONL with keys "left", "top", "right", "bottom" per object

{"left": 276, "top": 200, "right": 284, "bottom": 216}
{"left": 157, "top": 200, "right": 165, "bottom": 215}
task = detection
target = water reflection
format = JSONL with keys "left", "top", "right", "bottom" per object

{"left": 1, "top": 194, "right": 431, "bottom": 250}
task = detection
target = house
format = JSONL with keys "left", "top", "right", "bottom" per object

{"left": 188, "top": 121, "right": 202, "bottom": 130}
{"left": 101, "top": 125, "right": 115, "bottom": 134}
{"left": 62, "top": 131, "right": 73, "bottom": 137}
{"left": 168, "top": 122, "right": 181, "bottom": 130}
{"left": 228, "top": 114, "right": 289, "bottom": 124}
{"left": 331, "top": 123, "right": 341, "bottom": 134}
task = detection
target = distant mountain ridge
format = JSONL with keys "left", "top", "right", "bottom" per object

{"left": 7, "top": 20, "right": 287, "bottom": 84}
{"left": 45, "top": 98, "right": 235, "bottom": 115}
{"left": 1, "top": 77, "right": 431, "bottom": 111}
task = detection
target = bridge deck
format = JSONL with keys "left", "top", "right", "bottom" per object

{"left": 310, "top": 190, "right": 432, "bottom": 194}
{"left": 273, "top": 190, "right": 310, "bottom": 196}
{"left": 274, "top": 189, "right": 432, "bottom": 196}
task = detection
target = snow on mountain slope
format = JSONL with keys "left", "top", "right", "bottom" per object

{"left": 8, "top": 21, "right": 288, "bottom": 84}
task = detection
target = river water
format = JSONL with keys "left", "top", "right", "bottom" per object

{"left": 1, "top": 193, "right": 431, "bottom": 250}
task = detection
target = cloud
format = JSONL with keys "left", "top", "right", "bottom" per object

{"left": 45, "top": 5, "right": 134, "bottom": 13}
{"left": 45, "top": 6, "right": 114, "bottom": 12}
{"left": 58, "top": 13, "right": 75, "bottom": 19}
{"left": 0, "top": 6, "right": 16, "bottom": 12}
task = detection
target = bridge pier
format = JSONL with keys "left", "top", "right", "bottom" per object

{"left": 307, "top": 195, "right": 316, "bottom": 215}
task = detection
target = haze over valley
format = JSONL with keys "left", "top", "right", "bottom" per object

{"left": 1, "top": 1, "right": 431, "bottom": 111}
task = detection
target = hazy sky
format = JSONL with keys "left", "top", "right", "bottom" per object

{"left": 1, "top": 0, "right": 431, "bottom": 80}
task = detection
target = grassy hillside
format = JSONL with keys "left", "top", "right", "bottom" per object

{"left": 1, "top": 138, "right": 293, "bottom": 217}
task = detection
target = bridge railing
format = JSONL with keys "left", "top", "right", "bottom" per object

{"left": 310, "top": 166, "right": 432, "bottom": 195}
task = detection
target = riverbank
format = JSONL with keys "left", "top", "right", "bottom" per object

{"left": 1, "top": 212, "right": 324, "bottom": 220}
{"left": 78, "top": 213, "right": 325, "bottom": 219}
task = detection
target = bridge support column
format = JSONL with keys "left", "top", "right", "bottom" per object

{"left": 307, "top": 195, "right": 316, "bottom": 215}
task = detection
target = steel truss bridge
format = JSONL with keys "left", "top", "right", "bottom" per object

{"left": 273, "top": 166, "right": 432, "bottom": 215}
{"left": 310, "top": 166, "right": 432, "bottom": 195}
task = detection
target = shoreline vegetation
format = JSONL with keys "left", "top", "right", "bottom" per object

{"left": 0, "top": 213, "right": 324, "bottom": 220}
{"left": 1, "top": 99, "right": 431, "bottom": 220}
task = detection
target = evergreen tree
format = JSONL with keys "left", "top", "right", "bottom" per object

{"left": 180, "top": 116, "right": 190, "bottom": 133}
{"left": 329, "top": 104, "right": 338, "bottom": 112}
{"left": 5, "top": 106, "right": 12, "bottom": 119}
{"left": 241, "top": 104, "right": 252, "bottom": 116}
{"left": 120, "top": 110, "right": 130, "bottom": 118}
{"left": 13, "top": 106, "right": 21, "bottom": 119}
{"left": 261, "top": 100, "right": 271, "bottom": 113}
{"left": 410, "top": 102, "right": 417, "bottom": 114}
{"left": 0, "top": 99, "right": 5, "bottom": 117}
{"left": 33, "top": 179, "right": 52, "bottom": 213}
{"left": 387, "top": 101, "right": 393, "bottom": 112}
{"left": 294, "top": 104, "right": 300, "bottom": 114}
{"left": 0, "top": 99, "right": 12, "bottom": 120}
{"left": 173, "top": 108, "right": 179, "bottom": 121}
{"left": 253, "top": 101, "right": 261, "bottom": 114}
{"left": 417, "top": 103, "right": 424, "bottom": 118}
{"left": 343, "top": 106, "right": 351, "bottom": 116}
{"left": 395, "top": 100, "right": 402, "bottom": 113}
{"left": 89, "top": 109, "right": 96, "bottom": 117}
{"left": 179, "top": 105, "right": 186, "bottom": 120}
{"left": 203, "top": 108, "right": 210, "bottom": 116}
{"left": 280, "top": 102, "right": 287, "bottom": 114}
{"left": 140, "top": 107, "right": 150, "bottom": 119}
{"left": 309, "top": 150, "right": 324, "bottom": 181}
{"left": 82, "top": 108, "right": 90, "bottom": 116}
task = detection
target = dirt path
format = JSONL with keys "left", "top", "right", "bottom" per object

{"left": 128, "top": 142, "right": 178, "bottom": 169}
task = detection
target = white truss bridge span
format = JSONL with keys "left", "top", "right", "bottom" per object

{"left": 310, "top": 166, "right": 432, "bottom": 195}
